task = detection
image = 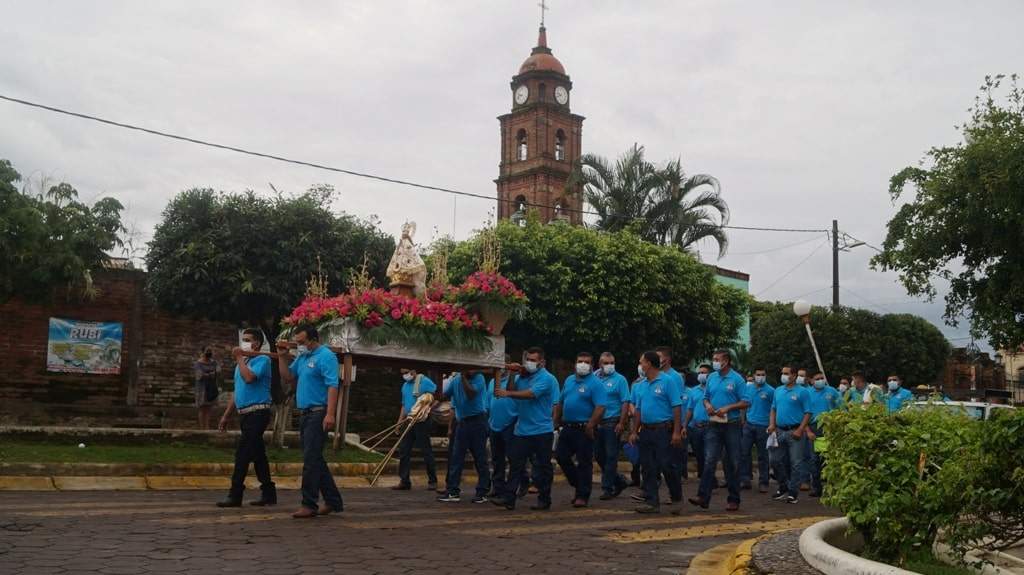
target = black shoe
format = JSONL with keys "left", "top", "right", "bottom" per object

{"left": 249, "top": 494, "right": 277, "bottom": 506}
{"left": 490, "top": 498, "right": 515, "bottom": 510}
{"left": 216, "top": 498, "right": 242, "bottom": 508}
{"left": 630, "top": 493, "right": 647, "bottom": 502}
{"left": 427, "top": 483, "right": 437, "bottom": 491}
{"left": 391, "top": 483, "right": 411, "bottom": 491}
{"left": 740, "top": 481, "right": 752, "bottom": 490}
{"left": 437, "top": 493, "right": 461, "bottom": 503}
{"left": 529, "top": 502, "right": 551, "bottom": 511}
{"left": 472, "top": 495, "right": 489, "bottom": 504}
{"left": 688, "top": 496, "right": 709, "bottom": 509}
{"left": 598, "top": 492, "right": 615, "bottom": 501}
{"left": 635, "top": 503, "right": 659, "bottom": 514}
{"left": 787, "top": 495, "right": 799, "bottom": 504}
{"left": 772, "top": 491, "right": 789, "bottom": 501}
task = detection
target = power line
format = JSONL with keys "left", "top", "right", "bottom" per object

{"left": 0, "top": 92, "right": 830, "bottom": 234}
{"left": 842, "top": 232, "right": 884, "bottom": 253}
{"left": 753, "top": 236, "right": 830, "bottom": 297}
{"left": 717, "top": 234, "right": 827, "bottom": 256}
{"left": 839, "top": 286, "right": 895, "bottom": 314}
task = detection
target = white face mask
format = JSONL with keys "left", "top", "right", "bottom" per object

{"left": 240, "top": 341, "right": 253, "bottom": 352}
{"left": 697, "top": 373, "right": 708, "bottom": 385}
{"left": 296, "top": 344, "right": 309, "bottom": 356}
{"left": 602, "top": 364, "right": 615, "bottom": 375}
{"left": 575, "top": 362, "right": 592, "bottom": 376}
{"left": 637, "top": 364, "right": 645, "bottom": 378}
{"left": 402, "top": 373, "right": 414, "bottom": 382}
{"left": 887, "top": 380, "right": 900, "bottom": 391}
{"left": 839, "top": 383, "right": 849, "bottom": 393}
{"left": 754, "top": 375, "right": 766, "bottom": 385}
{"left": 780, "top": 374, "right": 790, "bottom": 385}
{"left": 712, "top": 361, "right": 722, "bottom": 372}
{"left": 796, "top": 375, "right": 806, "bottom": 385}
{"left": 524, "top": 361, "right": 539, "bottom": 374}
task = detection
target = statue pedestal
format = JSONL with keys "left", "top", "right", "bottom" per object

{"left": 390, "top": 283, "right": 415, "bottom": 298}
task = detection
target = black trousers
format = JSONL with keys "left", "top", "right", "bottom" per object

{"left": 229, "top": 409, "right": 275, "bottom": 499}
{"left": 398, "top": 421, "right": 437, "bottom": 486}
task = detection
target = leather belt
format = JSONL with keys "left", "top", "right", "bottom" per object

{"left": 299, "top": 406, "right": 326, "bottom": 415}
{"left": 238, "top": 403, "right": 272, "bottom": 415}
{"left": 562, "top": 422, "right": 588, "bottom": 429}
{"left": 641, "top": 421, "right": 673, "bottom": 430}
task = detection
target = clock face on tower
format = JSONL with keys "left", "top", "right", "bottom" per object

{"left": 554, "top": 86, "right": 568, "bottom": 105}
{"left": 514, "top": 85, "right": 529, "bottom": 105}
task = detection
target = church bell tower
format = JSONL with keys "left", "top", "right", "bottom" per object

{"left": 495, "top": 22, "right": 584, "bottom": 224}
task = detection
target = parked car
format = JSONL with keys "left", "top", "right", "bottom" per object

{"left": 911, "top": 400, "right": 1016, "bottom": 421}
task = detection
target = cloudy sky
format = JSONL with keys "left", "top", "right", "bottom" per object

{"left": 2, "top": 1, "right": 1021, "bottom": 350}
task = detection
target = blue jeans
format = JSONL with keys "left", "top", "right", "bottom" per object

{"left": 687, "top": 424, "right": 707, "bottom": 479}
{"left": 594, "top": 421, "right": 628, "bottom": 495}
{"left": 490, "top": 425, "right": 528, "bottom": 496}
{"left": 639, "top": 426, "right": 682, "bottom": 506}
{"left": 770, "top": 428, "right": 809, "bottom": 497}
{"left": 808, "top": 423, "right": 824, "bottom": 494}
{"left": 697, "top": 421, "right": 741, "bottom": 504}
{"left": 504, "top": 432, "right": 553, "bottom": 507}
{"left": 556, "top": 426, "right": 594, "bottom": 501}
{"left": 445, "top": 417, "right": 490, "bottom": 497}
{"left": 299, "top": 410, "right": 343, "bottom": 512}
{"left": 739, "top": 423, "right": 770, "bottom": 487}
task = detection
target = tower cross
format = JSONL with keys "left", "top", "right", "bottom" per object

{"left": 538, "top": 0, "right": 548, "bottom": 26}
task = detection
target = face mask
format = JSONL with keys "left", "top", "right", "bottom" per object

{"left": 712, "top": 361, "right": 722, "bottom": 372}
{"left": 296, "top": 344, "right": 309, "bottom": 356}
{"left": 796, "top": 376, "right": 806, "bottom": 385}
{"left": 575, "top": 363, "right": 592, "bottom": 376}
{"left": 838, "top": 383, "right": 849, "bottom": 393}
{"left": 887, "top": 380, "right": 899, "bottom": 392}
{"left": 240, "top": 342, "right": 253, "bottom": 352}
{"left": 754, "top": 375, "right": 766, "bottom": 385}
{"left": 602, "top": 364, "right": 615, "bottom": 375}
{"left": 402, "top": 373, "right": 414, "bottom": 382}
{"left": 813, "top": 379, "right": 826, "bottom": 390}
{"left": 697, "top": 373, "right": 708, "bottom": 384}
{"left": 524, "top": 361, "right": 539, "bottom": 374}
{"left": 637, "top": 364, "right": 645, "bottom": 378}
{"left": 780, "top": 374, "right": 790, "bottom": 385}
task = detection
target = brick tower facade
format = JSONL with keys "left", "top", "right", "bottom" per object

{"left": 496, "top": 26, "right": 584, "bottom": 224}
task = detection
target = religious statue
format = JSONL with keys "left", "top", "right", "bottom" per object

{"left": 386, "top": 221, "right": 427, "bottom": 297}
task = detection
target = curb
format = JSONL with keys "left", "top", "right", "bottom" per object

{"left": 799, "top": 517, "right": 918, "bottom": 575}
{"left": 687, "top": 536, "right": 760, "bottom": 575}
{"left": 0, "top": 474, "right": 408, "bottom": 491}
{"left": 0, "top": 461, "right": 394, "bottom": 477}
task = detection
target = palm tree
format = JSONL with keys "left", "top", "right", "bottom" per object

{"left": 568, "top": 144, "right": 729, "bottom": 257}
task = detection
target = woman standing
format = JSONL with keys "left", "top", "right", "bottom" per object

{"left": 194, "top": 347, "right": 220, "bottom": 429}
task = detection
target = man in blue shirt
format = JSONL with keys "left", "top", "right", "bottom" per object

{"left": 739, "top": 367, "right": 774, "bottom": 494}
{"left": 656, "top": 346, "right": 687, "bottom": 496}
{"left": 884, "top": 374, "right": 914, "bottom": 413}
{"left": 593, "top": 352, "right": 631, "bottom": 500}
{"left": 690, "top": 349, "right": 749, "bottom": 512}
{"left": 684, "top": 364, "right": 712, "bottom": 483}
{"left": 767, "top": 364, "right": 812, "bottom": 503}
{"left": 276, "top": 324, "right": 343, "bottom": 518}
{"left": 438, "top": 370, "right": 490, "bottom": 503}
{"left": 492, "top": 346, "right": 558, "bottom": 511}
{"left": 393, "top": 369, "right": 438, "bottom": 492}
{"left": 216, "top": 328, "right": 275, "bottom": 508}
{"left": 807, "top": 372, "right": 842, "bottom": 497}
{"left": 630, "top": 350, "right": 684, "bottom": 514}
{"left": 554, "top": 352, "right": 607, "bottom": 507}
{"left": 486, "top": 357, "right": 529, "bottom": 501}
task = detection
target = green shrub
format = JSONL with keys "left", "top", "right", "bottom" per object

{"left": 820, "top": 405, "right": 979, "bottom": 564}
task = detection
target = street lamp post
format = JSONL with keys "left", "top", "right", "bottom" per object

{"left": 794, "top": 299, "right": 826, "bottom": 375}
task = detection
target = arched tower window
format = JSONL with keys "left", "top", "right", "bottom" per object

{"left": 516, "top": 129, "right": 528, "bottom": 161}
{"left": 514, "top": 195, "right": 528, "bottom": 212}
{"left": 554, "top": 199, "right": 569, "bottom": 221}
{"left": 555, "top": 129, "right": 566, "bottom": 161}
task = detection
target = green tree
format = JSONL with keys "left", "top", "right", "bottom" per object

{"left": 749, "top": 302, "right": 949, "bottom": 385}
{"left": 872, "top": 75, "right": 1024, "bottom": 348}
{"left": 570, "top": 144, "right": 729, "bottom": 257}
{"left": 145, "top": 185, "right": 394, "bottom": 337}
{"left": 0, "top": 159, "right": 124, "bottom": 302}
{"left": 445, "top": 218, "right": 747, "bottom": 364}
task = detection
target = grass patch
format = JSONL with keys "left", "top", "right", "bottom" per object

{"left": 0, "top": 440, "right": 382, "bottom": 464}
{"left": 903, "top": 551, "right": 974, "bottom": 575}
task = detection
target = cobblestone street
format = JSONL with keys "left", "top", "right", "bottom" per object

{"left": 0, "top": 485, "right": 834, "bottom": 574}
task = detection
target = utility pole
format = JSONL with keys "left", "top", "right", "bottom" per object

{"left": 832, "top": 219, "right": 840, "bottom": 311}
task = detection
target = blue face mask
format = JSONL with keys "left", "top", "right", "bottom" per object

{"left": 887, "top": 380, "right": 900, "bottom": 392}
{"left": 813, "top": 379, "right": 826, "bottom": 390}
{"left": 754, "top": 375, "right": 766, "bottom": 385}
{"left": 712, "top": 361, "right": 722, "bottom": 372}
{"left": 697, "top": 373, "right": 708, "bottom": 385}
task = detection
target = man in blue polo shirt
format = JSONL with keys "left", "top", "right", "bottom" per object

{"left": 492, "top": 346, "right": 558, "bottom": 511}
{"left": 630, "top": 350, "right": 684, "bottom": 514}
{"left": 276, "top": 324, "right": 342, "bottom": 519}
{"left": 594, "top": 352, "right": 631, "bottom": 500}
{"left": 656, "top": 346, "right": 687, "bottom": 494}
{"left": 216, "top": 328, "right": 276, "bottom": 508}
{"left": 554, "top": 352, "right": 607, "bottom": 507}
{"left": 438, "top": 370, "right": 490, "bottom": 503}
{"left": 767, "top": 364, "right": 812, "bottom": 503}
{"left": 690, "top": 349, "right": 749, "bottom": 512}
{"left": 884, "top": 374, "right": 914, "bottom": 413}
{"left": 807, "top": 372, "right": 842, "bottom": 497}
{"left": 394, "top": 368, "right": 438, "bottom": 491}
{"left": 739, "top": 367, "right": 774, "bottom": 494}
{"left": 487, "top": 358, "right": 529, "bottom": 500}
{"left": 684, "top": 364, "right": 712, "bottom": 482}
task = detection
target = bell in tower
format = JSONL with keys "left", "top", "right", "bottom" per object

{"left": 495, "top": 20, "right": 585, "bottom": 225}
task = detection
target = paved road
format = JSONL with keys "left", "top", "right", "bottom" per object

{"left": 0, "top": 485, "right": 835, "bottom": 574}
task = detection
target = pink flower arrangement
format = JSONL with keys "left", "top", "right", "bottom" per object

{"left": 449, "top": 271, "right": 528, "bottom": 309}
